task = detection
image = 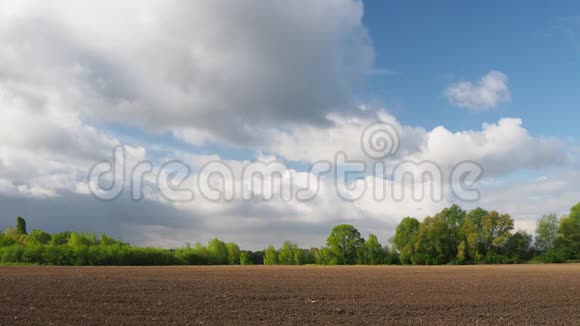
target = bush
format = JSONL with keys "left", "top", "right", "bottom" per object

{"left": 480, "top": 252, "right": 510, "bottom": 264}
{"left": 1, "top": 245, "right": 24, "bottom": 264}
{"left": 22, "top": 245, "right": 44, "bottom": 264}
{"left": 41, "top": 246, "right": 67, "bottom": 265}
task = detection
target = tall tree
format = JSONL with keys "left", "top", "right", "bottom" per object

{"left": 207, "top": 238, "right": 228, "bottom": 265}
{"left": 505, "top": 230, "right": 533, "bottom": 262}
{"left": 481, "top": 211, "right": 514, "bottom": 253}
{"left": 535, "top": 214, "right": 559, "bottom": 253}
{"left": 458, "top": 216, "right": 479, "bottom": 262}
{"left": 226, "top": 242, "right": 240, "bottom": 265}
{"left": 278, "top": 241, "right": 301, "bottom": 265}
{"left": 392, "top": 217, "right": 420, "bottom": 264}
{"left": 466, "top": 207, "right": 488, "bottom": 255}
{"left": 301, "top": 248, "right": 317, "bottom": 264}
{"left": 326, "top": 224, "right": 364, "bottom": 265}
{"left": 292, "top": 243, "right": 302, "bottom": 265}
{"left": 413, "top": 215, "right": 450, "bottom": 265}
{"left": 439, "top": 205, "right": 466, "bottom": 258}
{"left": 362, "top": 234, "right": 384, "bottom": 265}
{"left": 556, "top": 203, "right": 580, "bottom": 260}
{"left": 16, "top": 216, "right": 27, "bottom": 235}
{"left": 239, "top": 251, "right": 253, "bottom": 265}
{"left": 466, "top": 207, "right": 488, "bottom": 229}
{"left": 263, "top": 245, "right": 278, "bottom": 265}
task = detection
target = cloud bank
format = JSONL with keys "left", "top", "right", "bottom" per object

{"left": 0, "top": 0, "right": 374, "bottom": 145}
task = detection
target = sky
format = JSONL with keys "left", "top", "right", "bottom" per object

{"left": 362, "top": 1, "right": 580, "bottom": 137}
{"left": 0, "top": 0, "right": 579, "bottom": 249}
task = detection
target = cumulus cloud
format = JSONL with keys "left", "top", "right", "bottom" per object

{"left": 226, "top": 109, "right": 565, "bottom": 179}
{"left": 0, "top": 0, "right": 374, "bottom": 145}
{"left": 445, "top": 70, "right": 510, "bottom": 111}
{"left": 259, "top": 110, "right": 426, "bottom": 163}
{"left": 0, "top": 80, "right": 130, "bottom": 198}
{"left": 409, "top": 118, "right": 564, "bottom": 177}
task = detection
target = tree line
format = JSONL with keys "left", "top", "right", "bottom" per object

{"left": 391, "top": 204, "right": 579, "bottom": 265}
{"left": 0, "top": 203, "right": 578, "bottom": 266}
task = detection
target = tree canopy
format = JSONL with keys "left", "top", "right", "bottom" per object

{"left": 1, "top": 203, "right": 579, "bottom": 266}
{"left": 326, "top": 224, "right": 364, "bottom": 265}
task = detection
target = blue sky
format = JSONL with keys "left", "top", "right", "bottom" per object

{"left": 363, "top": 0, "right": 579, "bottom": 137}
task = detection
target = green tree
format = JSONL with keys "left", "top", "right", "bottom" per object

{"left": 535, "top": 214, "right": 559, "bottom": 254}
{"left": 278, "top": 241, "right": 301, "bottom": 265}
{"left": 481, "top": 211, "right": 514, "bottom": 253}
{"left": 207, "top": 238, "right": 228, "bottom": 264}
{"left": 458, "top": 216, "right": 479, "bottom": 262}
{"left": 556, "top": 203, "right": 580, "bottom": 260}
{"left": 362, "top": 234, "right": 384, "bottom": 265}
{"left": 382, "top": 244, "right": 398, "bottom": 264}
{"left": 193, "top": 242, "right": 210, "bottom": 264}
{"left": 50, "top": 232, "right": 71, "bottom": 245}
{"left": 252, "top": 251, "right": 265, "bottom": 265}
{"left": 278, "top": 241, "right": 293, "bottom": 264}
{"left": 314, "top": 247, "right": 337, "bottom": 265}
{"left": 392, "top": 217, "right": 420, "bottom": 264}
{"left": 239, "top": 251, "right": 253, "bottom": 265}
{"left": 16, "top": 216, "right": 27, "bottom": 235}
{"left": 326, "top": 224, "right": 364, "bottom": 265}
{"left": 439, "top": 205, "right": 466, "bottom": 259}
{"left": 467, "top": 207, "right": 488, "bottom": 229}
{"left": 301, "top": 248, "right": 317, "bottom": 264}
{"left": 466, "top": 207, "right": 489, "bottom": 258}
{"left": 69, "top": 232, "right": 96, "bottom": 246}
{"left": 504, "top": 230, "right": 533, "bottom": 262}
{"left": 99, "top": 233, "right": 122, "bottom": 246}
{"left": 174, "top": 243, "right": 204, "bottom": 265}
{"left": 26, "top": 230, "right": 52, "bottom": 245}
{"left": 263, "top": 245, "right": 278, "bottom": 265}
{"left": 0, "top": 232, "right": 16, "bottom": 247}
{"left": 4, "top": 227, "right": 23, "bottom": 243}
{"left": 226, "top": 242, "right": 240, "bottom": 265}
{"left": 292, "top": 243, "right": 302, "bottom": 265}
{"left": 413, "top": 215, "right": 450, "bottom": 265}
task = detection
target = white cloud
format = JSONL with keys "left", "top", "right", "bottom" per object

{"left": 0, "top": 0, "right": 374, "bottom": 145}
{"left": 0, "top": 79, "right": 150, "bottom": 199}
{"left": 260, "top": 111, "right": 426, "bottom": 163}
{"left": 213, "top": 109, "right": 564, "bottom": 179}
{"left": 409, "top": 117, "right": 564, "bottom": 177}
{"left": 445, "top": 70, "right": 510, "bottom": 111}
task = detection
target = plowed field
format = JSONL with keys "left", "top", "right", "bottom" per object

{"left": 0, "top": 264, "right": 578, "bottom": 325}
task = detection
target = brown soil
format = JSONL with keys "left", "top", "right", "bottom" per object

{"left": 0, "top": 264, "right": 578, "bottom": 325}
